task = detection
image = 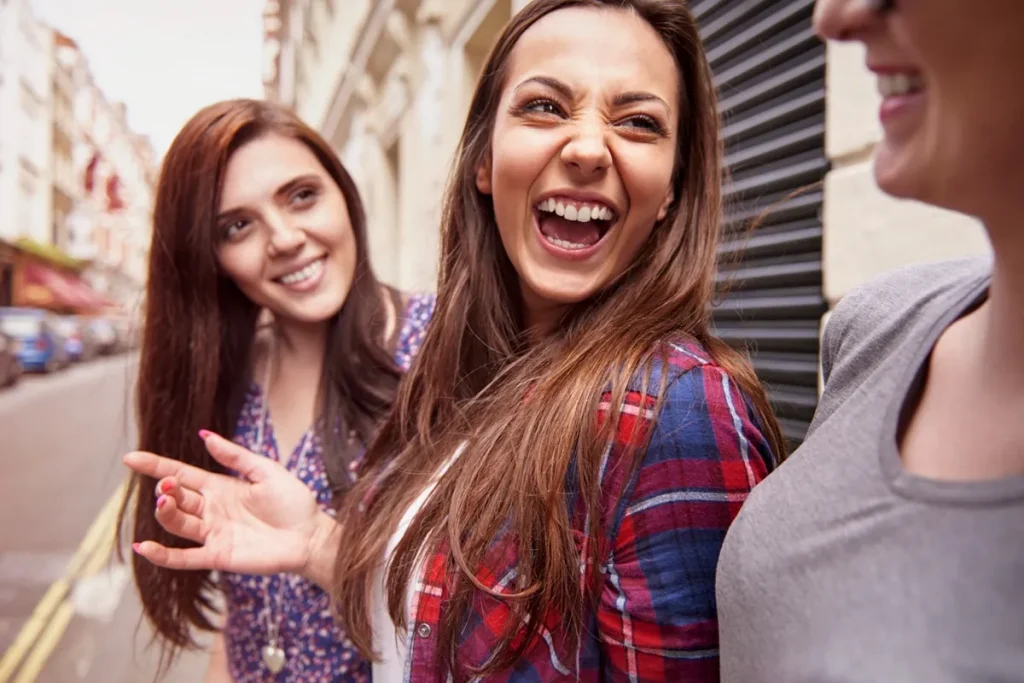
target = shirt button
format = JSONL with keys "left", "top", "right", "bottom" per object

{"left": 416, "top": 623, "right": 431, "bottom": 638}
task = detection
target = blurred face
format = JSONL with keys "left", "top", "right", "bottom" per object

{"left": 215, "top": 134, "right": 356, "bottom": 324}
{"left": 815, "top": 0, "right": 1024, "bottom": 220}
{"left": 476, "top": 7, "right": 678, "bottom": 330}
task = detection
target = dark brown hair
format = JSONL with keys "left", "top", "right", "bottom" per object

{"left": 117, "top": 99, "right": 400, "bottom": 671}
{"left": 333, "top": 0, "right": 785, "bottom": 677}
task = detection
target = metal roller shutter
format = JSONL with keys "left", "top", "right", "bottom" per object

{"left": 691, "top": 0, "right": 828, "bottom": 451}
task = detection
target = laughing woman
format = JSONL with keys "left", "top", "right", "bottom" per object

{"left": 124, "top": 1, "right": 781, "bottom": 680}
{"left": 118, "top": 100, "right": 433, "bottom": 682}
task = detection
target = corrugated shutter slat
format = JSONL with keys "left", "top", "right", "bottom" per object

{"left": 692, "top": 0, "right": 828, "bottom": 449}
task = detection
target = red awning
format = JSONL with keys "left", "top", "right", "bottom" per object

{"left": 21, "top": 263, "right": 111, "bottom": 312}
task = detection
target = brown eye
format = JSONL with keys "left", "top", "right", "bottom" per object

{"left": 620, "top": 114, "right": 665, "bottom": 135}
{"left": 222, "top": 219, "right": 250, "bottom": 239}
{"left": 524, "top": 99, "right": 564, "bottom": 117}
{"left": 291, "top": 187, "right": 319, "bottom": 206}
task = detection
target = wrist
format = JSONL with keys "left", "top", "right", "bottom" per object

{"left": 299, "top": 511, "right": 339, "bottom": 589}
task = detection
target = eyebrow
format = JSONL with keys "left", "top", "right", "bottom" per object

{"left": 513, "top": 76, "right": 671, "bottom": 113}
{"left": 217, "top": 173, "right": 321, "bottom": 222}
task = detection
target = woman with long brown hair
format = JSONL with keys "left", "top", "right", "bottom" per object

{"left": 118, "top": 99, "right": 433, "bottom": 681}
{"left": 124, "top": 1, "right": 782, "bottom": 679}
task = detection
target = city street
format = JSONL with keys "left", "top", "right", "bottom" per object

{"left": 0, "top": 356, "right": 209, "bottom": 682}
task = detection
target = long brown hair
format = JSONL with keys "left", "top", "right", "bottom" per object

{"left": 117, "top": 99, "right": 400, "bottom": 670}
{"left": 334, "top": 0, "right": 785, "bottom": 676}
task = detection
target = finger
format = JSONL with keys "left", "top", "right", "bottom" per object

{"left": 155, "top": 495, "right": 208, "bottom": 544}
{"left": 124, "top": 451, "right": 215, "bottom": 491}
{"left": 132, "top": 540, "right": 221, "bottom": 571}
{"left": 156, "top": 477, "right": 205, "bottom": 517}
{"left": 201, "top": 432, "right": 270, "bottom": 483}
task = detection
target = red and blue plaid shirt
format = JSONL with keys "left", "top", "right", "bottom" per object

{"left": 398, "top": 338, "right": 776, "bottom": 681}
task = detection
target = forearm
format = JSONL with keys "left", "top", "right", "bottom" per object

{"left": 203, "top": 633, "right": 232, "bottom": 683}
{"left": 299, "top": 511, "right": 342, "bottom": 591}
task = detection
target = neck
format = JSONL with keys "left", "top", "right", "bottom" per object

{"left": 271, "top": 317, "right": 329, "bottom": 379}
{"left": 520, "top": 288, "right": 567, "bottom": 343}
{"left": 974, "top": 209, "right": 1024, "bottom": 387}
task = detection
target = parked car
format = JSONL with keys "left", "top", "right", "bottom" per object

{"left": 55, "top": 316, "right": 93, "bottom": 362}
{"left": 0, "top": 331, "right": 21, "bottom": 387}
{"left": 84, "top": 317, "right": 119, "bottom": 356}
{"left": 0, "top": 308, "right": 69, "bottom": 373}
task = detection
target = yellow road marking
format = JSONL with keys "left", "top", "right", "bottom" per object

{"left": 0, "top": 480, "right": 128, "bottom": 683}
{"left": 9, "top": 603, "right": 75, "bottom": 683}
{"left": 10, "top": 524, "right": 120, "bottom": 683}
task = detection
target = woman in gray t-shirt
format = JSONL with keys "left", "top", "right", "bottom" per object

{"left": 716, "top": 1, "right": 1024, "bottom": 681}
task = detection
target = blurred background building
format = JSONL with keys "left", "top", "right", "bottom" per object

{"left": 265, "top": 0, "right": 989, "bottom": 450}
{"left": 0, "top": 0, "right": 156, "bottom": 317}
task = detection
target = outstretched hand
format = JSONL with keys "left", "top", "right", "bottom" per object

{"left": 124, "top": 431, "right": 332, "bottom": 578}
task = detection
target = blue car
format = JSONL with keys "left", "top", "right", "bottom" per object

{"left": 0, "top": 308, "right": 69, "bottom": 373}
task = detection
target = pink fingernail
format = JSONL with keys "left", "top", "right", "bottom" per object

{"left": 132, "top": 543, "right": 142, "bottom": 554}
{"left": 159, "top": 479, "right": 173, "bottom": 494}
{"left": 198, "top": 429, "right": 212, "bottom": 440}
{"left": 156, "top": 495, "right": 167, "bottom": 510}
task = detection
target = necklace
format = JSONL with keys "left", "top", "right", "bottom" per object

{"left": 254, "top": 339, "right": 315, "bottom": 675}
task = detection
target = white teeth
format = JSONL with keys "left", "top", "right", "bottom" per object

{"left": 543, "top": 235, "right": 591, "bottom": 250}
{"left": 536, "top": 198, "right": 615, "bottom": 224}
{"left": 278, "top": 258, "right": 324, "bottom": 285}
{"left": 877, "top": 73, "right": 924, "bottom": 97}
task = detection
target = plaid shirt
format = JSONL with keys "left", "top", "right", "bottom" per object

{"left": 399, "top": 339, "right": 776, "bottom": 682}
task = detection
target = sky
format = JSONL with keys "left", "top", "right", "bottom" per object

{"left": 30, "top": 0, "right": 266, "bottom": 157}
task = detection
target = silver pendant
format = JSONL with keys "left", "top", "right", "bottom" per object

{"left": 262, "top": 643, "right": 286, "bottom": 674}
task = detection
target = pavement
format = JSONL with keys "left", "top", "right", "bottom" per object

{"left": 0, "top": 355, "right": 211, "bottom": 682}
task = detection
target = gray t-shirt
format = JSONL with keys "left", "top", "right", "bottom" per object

{"left": 717, "top": 257, "right": 1024, "bottom": 682}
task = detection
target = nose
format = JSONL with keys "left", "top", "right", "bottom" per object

{"left": 265, "top": 212, "right": 306, "bottom": 255}
{"left": 561, "top": 118, "right": 611, "bottom": 179}
{"left": 814, "top": 0, "right": 880, "bottom": 42}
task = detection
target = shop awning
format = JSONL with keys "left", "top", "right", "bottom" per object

{"left": 14, "top": 237, "right": 89, "bottom": 271}
{"left": 20, "top": 263, "right": 113, "bottom": 312}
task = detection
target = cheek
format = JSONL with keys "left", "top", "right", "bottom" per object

{"left": 216, "top": 245, "right": 266, "bottom": 299}
{"left": 618, "top": 149, "right": 674, "bottom": 222}
{"left": 217, "top": 247, "right": 258, "bottom": 285}
{"left": 490, "top": 126, "right": 557, "bottom": 205}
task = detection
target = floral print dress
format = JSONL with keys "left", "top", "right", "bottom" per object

{"left": 220, "top": 294, "right": 434, "bottom": 682}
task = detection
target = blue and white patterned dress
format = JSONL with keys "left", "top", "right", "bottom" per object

{"left": 221, "top": 293, "right": 434, "bottom": 682}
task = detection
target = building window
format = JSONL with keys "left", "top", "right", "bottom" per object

{"left": 19, "top": 161, "right": 37, "bottom": 196}
{"left": 303, "top": 14, "right": 321, "bottom": 61}
{"left": 19, "top": 12, "right": 41, "bottom": 51}
{"left": 19, "top": 80, "right": 42, "bottom": 118}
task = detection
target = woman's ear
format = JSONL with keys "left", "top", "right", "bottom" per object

{"left": 476, "top": 156, "right": 493, "bottom": 195}
{"left": 656, "top": 187, "right": 675, "bottom": 221}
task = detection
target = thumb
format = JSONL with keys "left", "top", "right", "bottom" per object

{"left": 200, "top": 430, "right": 271, "bottom": 483}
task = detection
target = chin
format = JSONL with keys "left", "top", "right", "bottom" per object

{"left": 872, "top": 144, "right": 931, "bottom": 203}
{"left": 522, "top": 269, "right": 603, "bottom": 308}
{"left": 277, "top": 296, "right": 346, "bottom": 325}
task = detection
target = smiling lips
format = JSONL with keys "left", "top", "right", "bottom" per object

{"left": 275, "top": 257, "right": 325, "bottom": 291}
{"left": 874, "top": 70, "right": 925, "bottom": 123}
{"left": 535, "top": 197, "right": 617, "bottom": 251}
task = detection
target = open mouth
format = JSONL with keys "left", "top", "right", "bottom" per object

{"left": 275, "top": 257, "right": 325, "bottom": 287}
{"left": 533, "top": 197, "right": 617, "bottom": 253}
